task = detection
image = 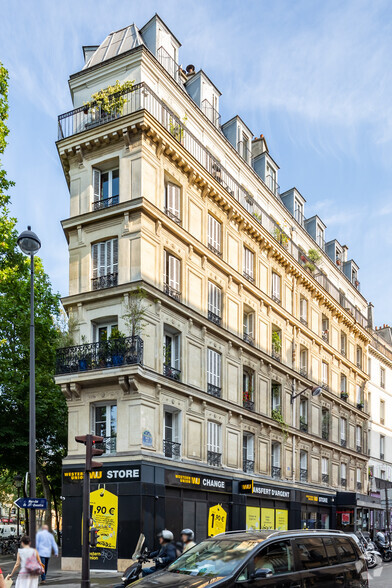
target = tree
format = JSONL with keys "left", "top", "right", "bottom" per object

{"left": 0, "top": 63, "right": 67, "bottom": 531}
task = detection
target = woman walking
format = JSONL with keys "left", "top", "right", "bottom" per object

{"left": 7, "top": 536, "right": 43, "bottom": 588}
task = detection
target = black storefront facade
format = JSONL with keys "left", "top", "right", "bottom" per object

{"left": 336, "top": 491, "right": 383, "bottom": 535}
{"left": 62, "top": 461, "right": 339, "bottom": 570}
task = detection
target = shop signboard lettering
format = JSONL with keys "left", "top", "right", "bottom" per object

{"left": 301, "top": 492, "right": 334, "bottom": 505}
{"left": 63, "top": 466, "right": 141, "bottom": 484}
{"left": 240, "top": 480, "right": 291, "bottom": 500}
{"left": 208, "top": 504, "right": 227, "bottom": 536}
{"left": 89, "top": 488, "right": 118, "bottom": 571}
{"left": 246, "top": 506, "right": 260, "bottom": 530}
{"left": 165, "top": 470, "right": 231, "bottom": 493}
{"left": 261, "top": 508, "right": 275, "bottom": 530}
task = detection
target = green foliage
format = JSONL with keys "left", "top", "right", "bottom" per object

{"left": 123, "top": 287, "right": 149, "bottom": 338}
{"left": 273, "top": 223, "right": 289, "bottom": 247}
{"left": 169, "top": 115, "right": 187, "bottom": 142}
{"left": 272, "top": 408, "right": 289, "bottom": 441}
{"left": 272, "top": 330, "right": 282, "bottom": 352}
{"left": 305, "top": 248, "right": 321, "bottom": 272}
{"left": 85, "top": 80, "right": 134, "bottom": 116}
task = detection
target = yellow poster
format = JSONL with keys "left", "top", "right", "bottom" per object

{"left": 275, "top": 509, "right": 288, "bottom": 531}
{"left": 208, "top": 504, "right": 227, "bottom": 537}
{"left": 261, "top": 508, "right": 275, "bottom": 530}
{"left": 90, "top": 488, "right": 118, "bottom": 549}
{"left": 246, "top": 506, "right": 260, "bottom": 531}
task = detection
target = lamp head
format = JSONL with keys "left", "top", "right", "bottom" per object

{"left": 311, "top": 386, "right": 322, "bottom": 398}
{"left": 13, "top": 474, "right": 23, "bottom": 488}
{"left": 17, "top": 226, "right": 41, "bottom": 256}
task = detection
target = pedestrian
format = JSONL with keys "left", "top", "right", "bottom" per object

{"left": 0, "top": 565, "right": 5, "bottom": 588}
{"left": 142, "top": 530, "right": 177, "bottom": 576}
{"left": 36, "top": 525, "right": 58, "bottom": 584}
{"left": 6, "top": 535, "right": 43, "bottom": 588}
{"left": 180, "top": 528, "right": 196, "bottom": 553}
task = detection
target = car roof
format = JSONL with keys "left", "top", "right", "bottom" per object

{"left": 210, "top": 529, "right": 348, "bottom": 543}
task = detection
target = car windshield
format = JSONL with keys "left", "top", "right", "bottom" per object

{"left": 168, "top": 539, "right": 259, "bottom": 577}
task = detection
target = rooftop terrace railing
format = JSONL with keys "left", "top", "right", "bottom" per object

{"left": 202, "top": 99, "right": 221, "bottom": 129}
{"left": 58, "top": 83, "right": 368, "bottom": 328}
{"left": 372, "top": 334, "right": 392, "bottom": 363}
{"left": 156, "top": 46, "right": 183, "bottom": 86}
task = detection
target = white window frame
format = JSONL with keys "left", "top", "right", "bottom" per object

{"left": 380, "top": 435, "right": 385, "bottom": 457}
{"left": 300, "top": 348, "right": 308, "bottom": 372}
{"left": 272, "top": 272, "right": 281, "bottom": 301}
{"left": 164, "top": 409, "right": 181, "bottom": 444}
{"left": 341, "top": 463, "right": 347, "bottom": 480}
{"left": 207, "top": 421, "right": 222, "bottom": 453}
{"left": 300, "top": 399, "right": 308, "bottom": 423}
{"left": 340, "top": 374, "right": 347, "bottom": 394}
{"left": 243, "top": 433, "right": 255, "bottom": 461}
{"left": 322, "top": 457, "right": 329, "bottom": 475}
{"left": 271, "top": 383, "right": 281, "bottom": 411}
{"left": 93, "top": 402, "right": 117, "bottom": 453}
{"left": 165, "top": 182, "right": 181, "bottom": 221}
{"left": 93, "top": 167, "right": 119, "bottom": 206}
{"left": 356, "top": 384, "right": 362, "bottom": 405}
{"left": 207, "top": 348, "right": 221, "bottom": 389}
{"left": 95, "top": 321, "right": 118, "bottom": 342}
{"left": 208, "top": 214, "right": 222, "bottom": 254}
{"left": 164, "top": 330, "right": 181, "bottom": 370}
{"left": 266, "top": 162, "right": 277, "bottom": 194}
{"left": 92, "top": 238, "right": 118, "bottom": 279}
{"left": 381, "top": 367, "right": 386, "bottom": 389}
{"left": 316, "top": 224, "right": 324, "bottom": 248}
{"left": 341, "top": 418, "right": 347, "bottom": 442}
{"left": 208, "top": 281, "right": 222, "bottom": 318}
{"left": 322, "top": 361, "right": 328, "bottom": 385}
{"left": 356, "top": 426, "right": 362, "bottom": 448}
{"left": 164, "top": 251, "right": 181, "bottom": 293}
{"left": 243, "top": 310, "right": 254, "bottom": 339}
{"left": 300, "top": 450, "right": 308, "bottom": 470}
{"left": 243, "top": 247, "right": 254, "bottom": 280}
{"left": 294, "top": 199, "right": 303, "bottom": 224}
{"left": 300, "top": 297, "right": 308, "bottom": 323}
{"left": 271, "top": 442, "right": 281, "bottom": 467}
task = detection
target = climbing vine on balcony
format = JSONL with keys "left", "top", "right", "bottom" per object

{"left": 84, "top": 80, "right": 135, "bottom": 116}
{"left": 272, "top": 408, "right": 289, "bottom": 441}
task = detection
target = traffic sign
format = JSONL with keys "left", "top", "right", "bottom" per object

{"left": 14, "top": 498, "right": 48, "bottom": 510}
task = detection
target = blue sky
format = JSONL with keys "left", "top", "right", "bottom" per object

{"left": 1, "top": 0, "right": 392, "bottom": 325}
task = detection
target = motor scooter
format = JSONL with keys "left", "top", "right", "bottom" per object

{"left": 112, "top": 534, "right": 151, "bottom": 588}
{"left": 374, "top": 534, "right": 392, "bottom": 563}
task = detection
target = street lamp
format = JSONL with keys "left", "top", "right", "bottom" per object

{"left": 291, "top": 382, "right": 322, "bottom": 404}
{"left": 17, "top": 226, "right": 41, "bottom": 547}
{"left": 13, "top": 475, "right": 23, "bottom": 537}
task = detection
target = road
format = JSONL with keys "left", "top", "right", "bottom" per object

{"left": 368, "top": 561, "right": 392, "bottom": 586}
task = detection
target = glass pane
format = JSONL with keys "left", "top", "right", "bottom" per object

{"left": 254, "top": 540, "right": 293, "bottom": 575}
{"left": 110, "top": 405, "right": 117, "bottom": 436}
{"left": 295, "top": 537, "right": 329, "bottom": 569}
{"left": 335, "top": 538, "right": 356, "bottom": 563}
{"left": 323, "top": 537, "right": 338, "bottom": 564}
{"left": 101, "top": 172, "right": 109, "bottom": 199}
{"left": 98, "top": 326, "right": 108, "bottom": 341}
{"left": 111, "top": 169, "right": 119, "bottom": 197}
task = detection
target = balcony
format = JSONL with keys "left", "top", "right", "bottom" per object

{"left": 341, "top": 478, "right": 347, "bottom": 488}
{"left": 207, "top": 451, "right": 222, "bottom": 467}
{"left": 321, "top": 330, "right": 329, "bottom": 343}
{"left": 163, "top": 439, "right": 181, "bottom": 459}
{"left": 300, "top": 420, "right": 308, "bottom": 433}
{"left": 95, "top": 436, "right": 116, "bottom": 455}
{"left": 300, "top": 468, "right": 308, "bottom": 482}
{"left": 207, "top": 242, "right": 222, "bottom": 258}
{"left": 341, "top": 439, "right": 347, "bottom": 448}
{"left": 322, "top": 473, "right": 329, "bottom": 484}
{"left": 243, "top": 271, "right": 255, "bottom": 284}
{"left": 164, "top": 207, "right": 181, "bottom": 224}
{"left": 271, "top": 466, "right": 281, "bottom": 479}
{"left": 201, "top": 99, "right": 221, "bottom": 129}
{"left": 271, "top": 349, "right": 281, "bottom": 362}
{"left": 243, "top": 396, "right": 255, "bottom": 411}
{"left": 357, "top": 481, "right": 362, "bottom": 491}
{"left": 163, "top": 363, "right": 181, "bottom": 381}
{"left": 243, "top": 459, "right": 255, "bottom": 474}
{"left": 300, "top": 367, "right": 308, "bottom": 378}
{"left": 243, "top": 333, "right": 254, "bottom": 346}
{"left": 356, "top": 445, "right": 362, "bottom": 453}
{"left": 300, "top": 317, "right": 308, "bottom": 327}
{"left": 157, "top": 46, "right": 182, "bottom": 86}
{"left": 164, "top": 283, "right": 181, "bottom": 302}
{"left": 92, "top": 272, "right": 118, "bottom": 291}
{"left": 55, "top": 335, "right": 143, "bottom": 374}
{"left": 93, "top": 195, "right": 119, "bottom": 211}
{"left": 208, "top": 310, "right": 222, "bottom": 326}
{"left": 271, "top": 294, "right": 281, "bottom": 305}
{"left": 207, "top": 383, "right": 221, "bottom": 398}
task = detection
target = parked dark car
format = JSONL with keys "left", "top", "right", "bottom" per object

{"left": 130, "top": 529, "right": 368, "bottom": 587}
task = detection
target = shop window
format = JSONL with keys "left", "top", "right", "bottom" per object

{"left": 207, "top": 421, "right": 222, "bottom": 466}
{"left": 163, "top": 409, "right": 181, "bottom": 459}
{"left": 299, "top": 297, "right": 308, "bottom": 326}
{"left": 207, "top": 214, "right": 222, "bottom": 257}
{"left": 300, "top": 451, "right": 308, "bottom": 482}
{"left": 207, "top": 348, "right": 222, "bottom": 398}
{"left": 165, "top": 182, "right": 181, "bottom": 223}
{"left": 163, "top": 326, "right": 181, "bottom": 381}
{"left": 243, "top": 368, "right": 255, "bottom": 411}
{"left": 299, "top": 399, "right": 308, "bottom": 433}
{"left": 243, "top": 307, "right": 255, "bottom": 345}
{"left": 208, "top": 281, "right": 222, "bottom": 326}
{"left": 164, "top": 251, "right": 181, "bottom": 300}
{"left": 243, "top": 434, "right": 254, "bottom": 474}
{"left": 271, "top": 442, "right": 281, "bottom": 479}
{"left": 93, "top": 403, "right": 117, "bottom": 454}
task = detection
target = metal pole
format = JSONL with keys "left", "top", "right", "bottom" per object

{"left": 81, "top": 435, "right": 92, "bottom": 588}
{"left": 17, "top": 488, "right": 20, "bottom": 537}
{"left": 29, "top": 254, "right": 37, "bottom": 547}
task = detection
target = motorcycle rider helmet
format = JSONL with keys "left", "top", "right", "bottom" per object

{"left": 181, "top": 528, "right": 195, "bottom": 541}
{"left": 158, "top": 529, "right": 174, "bottom": 542}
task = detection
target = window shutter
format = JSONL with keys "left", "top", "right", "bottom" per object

{"left": 92, "top": 244, "right": 98, "bottom": 279}
{"left": 106, "top": 239, "right": 112, "bottom": 274}
{"left": 99, "top": 243, "right": 105, "bottom": 278}
{"left": 93, "top": 169, "right": 101, "bottom": 203}
{"left": 112, "top": 239, "right": 118, "bottom": 275}
{"left": 168, "top": 254, "right": 180, "bottom": 291}
{"left": 173, "top": 335, "right": 180, "bottom": 370}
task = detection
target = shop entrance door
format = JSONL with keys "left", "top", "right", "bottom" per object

{"left": 183, "top": 500, "right": 208, "bottom": 542}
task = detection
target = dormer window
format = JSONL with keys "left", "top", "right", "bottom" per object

{"left": 294, "top": 199, "right": 304, "bottom": 226}
{"left": 336, "top": 248, "right": 342, "bottom": 267}
{"left": 266, "top": 162, "right": 277, "bottom": 195}
{"left": 316, "top": 224, "right": 325, "bottom": 250}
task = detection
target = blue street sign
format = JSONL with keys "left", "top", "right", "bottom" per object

{"left": 14, "top": 497, "right": 48, "bottom": 510}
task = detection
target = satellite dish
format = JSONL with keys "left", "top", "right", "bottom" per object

{"left": 311, "top": 386, "right": 322, "bottom": 397}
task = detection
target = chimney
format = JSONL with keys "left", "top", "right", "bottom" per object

{"left": 367, "top": 302, "right": 374, "bottom": 331}
{"left": 342, "top": 245, "right": 348, "bottom": 263}
{"left": 252, "top": 134, "right": 268, "bottom": 158}
{"left": 83, "top": 46, "right": 99, "bottom": 64}
{"left": 186, "top": 64, "right": 195, "bottom": 77}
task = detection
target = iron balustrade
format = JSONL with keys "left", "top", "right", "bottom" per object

{"left": 294, "top": 207, "right": 305, "bottom": 227}
{"left": 271, "top": 466, "right": 281, "bottom": 479}
{"left": 92, "top": 272, "right": 118, "bottom": 291}
{"left": 322, "top": 473, "right": 329, "bottom": 484}
{"left": 300, "top": 367, "right": 308, "bottom": 377}
{"left": 243, "top": 271, "right": 255, "bottom": 284}
{"left": 243, "top": 459, "right": 255, "bottom": 474}
{"left": 207, "top": 451, "right": 222, "bottom": 466}
{"left": 243, "top": 399, "right": 255, "bottom": 411}
{"left": 300, "top": 421, "right": 308, "bottom": 433}
{"left": 300, "top": 468, "right": 308, "bottom": 482}
{"left": 163, "top": 363, "right": 181, "bottom": 381}
{"left": 341, "top": 439, "right": 347, "bottom": 448}
{"left": 357, "top": 482, "right": 362, "bottom": 491}
{"left": 356, "top": 445, "right": 362, "bottom": 453}
{"left": 93, "top": 195, "right": 119, "bottom": 211}
{"left": 237, "top": 141, "right": 253, "bottom": 165}
{"left": 207, "top": 383, "right": 221, "bottom": 398}
{"left": 341, "top": 478, "right": 347, "bottom": 488}
{"left": 207, "top": 243, "right": 222, "bottom": 258}
{"left": 164, "top": 283, "right": 181, "bottom": 301}
{"left": 163, "top": 439, "right": 181, "bottom": 459}
{"left": 55, "top": 335, "right": 143, "bottom": 374}
{"left": 243, "top": 333, "right": 254, "bottom": 346}
{"left": 208, "top": 310, "right": 222, "bottom": 326}
{"left": 202, "top": 99, "right": 221, "bottom": 128}
{"left": 271, "top": 294, "right": 282, "bottom": 305}
{"left": 266, "top": 174, "right": 280, "bottom": 196}
{"left": 164, "top": 207, "right": 181, "bottom": 224}
{"left": 156, "top": 46, "right": 183, "bottom": 86}
{"left": 300, "top": 317, "right": 308, "bottom": 327}
{"left": 57, "top": 82, "right": 368, "bottom": 328}
{"left": 95, "top": 436, "right": 117, "bottom": 454}
{"left": 322, "top": 330, "right": 329, "bottom": 343}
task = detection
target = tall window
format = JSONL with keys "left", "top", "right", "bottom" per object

{"left": 356, "top": 385, "right": 362, "bottom": 406}
{"left": 300, "top": 451, "right": 308, "bottom": 482}
{"left": 207, "top": 422, "right": 222, "bottom": 466}
{"left": 271, "top": 442, "right": 281, "bottom": 478}
{"left": 368, "top": 357, "right": 372, "bottom": 378}
{"left": 380, "top": 400, "right": 385, "bottom": 425}
{"left": 163, "top": 327, "right": 181, "bottom": 380}
{"left": 271, "top": 382, "right": 281, "bottom": 413}
{"left": 356, "top": 468, "right": 362, "bottom": 490}
{"left": 207, "top": 214, "right": 222, "bottom": 256}
{"left": 95, "top": 321, "right": 118, "bottom": 342}
{"left": 356, "top": 425, "right": 362, "bottom": 451}
{"left": 271, "top": 272, "right": 281, "bottom": 304}
{"left": 243, "top": 309, "right": 254, "bottom": 345}
{"left": 243, "top": 368, "right": 255, "bottom": 410}
{"left": 165, "top": 182, "right": 181, "bottom": 223}
{"left": 163, "top": 410, "right": 181, "bottom": 459}
{"left": 266, "top": 162, "right": 277, "bottom": 195}
{"left": 207, "top": 349, "right": 222, "bottom": 397}
{"left": 356, "top": 346, "right": 363, "bottom": 370}
{"left": 93, "top": 168, "right": 119, "bottom": 210}
{"left": 322, "top": 408, "right": 330, "bottom": 441}
{"left": 299, "top": 297, "right": 308, "bottom": 326}
{"left": 341, "top": 332, "right": 347, "bottom": 356}
{"left": 92, "top": 238, "right": 118, "bottom": 290}
{"left": 381, "top": 367, "right": 386, "bottom": 389}
{"left": 164, "top": 251, "right": 181, "bottom": 300}
{"left": 208, "top": 281, "right": 222, "bottom": 326}
{"left": 316, "top": 224, "right": 324, "bottom": 249}
{"left": 340, "top": 374, "right": 347, "bottom": 396}
{"left": 243, "top": 247, "right": 254, "bottom": 282}
{"left": 300, "top": 347, "right": 308, "bottom": 376}
{"left": 322, "top": 361, "right": 328, "bottom": 386}
{"left": 341, "top": 463, "right": 347, "bottom": 487}
{"left": 94, "top": 403, "right": 117, "bottom": 454}
{"left": 243, "top": 434, "right": 255, "bottom": 473}
{"left": 272, "top": 326, "right": 282, "bottom": 360}
{"left": 294, "top": 199, "right": 304, "bottom": 225}
{"left": 380, "top": 435, "right": 385, "bottom": 459}
{"left": 322, "top": 457, "right": 329, "bottom": 483}
{"left": 321, "top": 315, "right": 329, "bottom": 343}
{"left": 299, "top": 399, "right": 308, "bottom": 432}
{"left": 340, "top": 417, "right": 347, "bottom": 447}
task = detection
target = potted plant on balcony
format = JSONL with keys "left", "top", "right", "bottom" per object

{"left": 109, "top": 328, "right": 127, "bottom": 366}
{"left": 305, "top": 248, "right": 321, "bottom": 273}
{"left": 272, "top": 407, "right": 289, "bottom": 441}
{"left": 340, "top": 391, "right": 349, "bottom": 401}
{"left": 84, "top": 80, "right": 135, "bottom": 121}
{"left": 357, "top": 401, "right": 364, "bottom": 410}
{"left": 78, "top": 335, "right": 91, "bottom": 371}
{"left": 272, "top": 331, "right": 282, "bottom": 356}
{"left": 273, "top": 223, "right": 289, "bottom": 249}
{"left": 123, "top": 287, "right": 148, "bottom": 363}
{"left": 253, "top": 211, "right": 261, "bottom": 222}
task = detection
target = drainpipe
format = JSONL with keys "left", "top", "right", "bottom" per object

{"left": 292, "top": 379, "right": 296, "bottom": 484}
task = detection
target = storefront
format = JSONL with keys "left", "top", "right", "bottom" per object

{"left": 336, "top": 492, "right": 382, "bottom": 535}
{"left": 238, "top": 480, "right": 292, "bottom": 531}
{"left": 298, "top": 491, "right": 336, "bottom": 530}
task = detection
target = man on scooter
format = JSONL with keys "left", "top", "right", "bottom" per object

{"left": 142, "top": 530, "right": 177, "bottom": 576}
{"left": 181, "top": 529, "right": 196, "bottom": 552}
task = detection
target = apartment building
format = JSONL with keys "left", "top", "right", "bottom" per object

{"left": 56, "top": 15, "right": 372, "bottom": 570}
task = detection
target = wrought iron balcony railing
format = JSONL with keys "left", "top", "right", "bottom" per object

{"left": 95, "top": 436, "right": 117, "bottom": 455}
{"left": 356, "top": 445, "right": 362, "bottom": 453}
{"left": 243, "top": 271, "right": 255, "bottom": 284}
{"left": 202, "top": 99, "right": 221, "bottom": 129}
{"left": 357, "top": 481, "right": 362, "bottom": 491}
{"left": 55, "top": 335, "right": 143, "bottom": 374}
{"left": 163, "top": 439, "right": 181, "bottom": 459}
{"left": 243, "top": 398, "right": 255, "bottom": 411}
{"left": 92, "top": 272, "right": 118, "bottom": 291}
{"left": 157, "top": 46, "right": 183, "bottom": 86}
{"left": 164, "top": 207, "right": 181, "bottom": 224}
{"left": 93, "top": 195, "right": 119, "bottom": 211}
{"left": 322, "top": 473, "right": 329, "bottom": 484}
{"left": 164, "top": 283, "right": 181, "bottom": 301}
{"left": 322, "top": 330, "right": 329, "bottom": 343}
{"left": 300, "top": 316, "right": 308, "bottom": 327}
{"left": 271, "top": 294, "right": 281, "bottom": 305}
{"left": 271, "top": 466, "right": 281, "bottom": 479}
{"left": 57, "top": 81, "right": 368, "bottom": 329}
{"left": 163, "top": 363, "right": 181, "bottom": 381}
{"left": 341, "top": 478, "right": 347, "bottom": 488}
{"left": 243, "top": 333, "right": 254, "bottom": 346}
{"left": 341, "top": 439, "right": 347, "bottom": 448}
{"left": 300, "top": 421, "right": 308, "bottom": 433}
{"left": 243, "top": 459, "right": 255, "bottom": 474}
{"left": 208, "top": 310, "right": 222, "bottom": 326}
{"left": 207, "top": 242, "right": 222, "bottom": 258}
{"left": 207, "top": 451, "right": 222, "bottom": 466}
{"left": 300, "top": 468, "right": 308, "bottom": 482}
{"left": 207, "top": 383, "right": 221, "bottom": 398}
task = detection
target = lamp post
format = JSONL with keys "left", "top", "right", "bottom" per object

{"left": 13, "top": 475, "right": 23, "bottom": 537}
{"left": 17, "top": 226, "right": 41, "bottom": 547}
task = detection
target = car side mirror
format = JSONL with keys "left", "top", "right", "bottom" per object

{"left": 251, "top": 568, "right": 273, "bottom": 580}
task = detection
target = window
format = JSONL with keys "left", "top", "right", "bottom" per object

{"left": 296, "top": 537, "right": 329, "bottom": 570}
{"left": 272, "top": 326, "right": 282, "bottom": 360}
{"left": 356, "top": 385, "right": 362, "bottom": 406}
{"left": 299, "top": 297, "right": 308, "bottom": 326}
{"left": 243, "top": 368, "right": 255, "bottom": 410}
{"left": 300, "top": 451, "right": 308, "bottom": 481}
{"left": 165, "top": 182, "right": 181, "bottom": 223}
{"left": 340, "top": 374, "right": 347, "bottom": 397}
{"left": 208, "top": 281, "right": 222, "bottom": 326}
{"left": 381, "top": 469, "right": 386, "bottom": 480}
{"left": 207, "top": 422, "right": 222, "bottom": 466}
{"left": 252, "top": 541, "right": 293, "bottom": 576}
{"left": 271, "top": 382, "right": 281, "bottom": 413}
{"left": 316, "top": 224, "right": 325, "bottom": 249}
{"left": 294, "top": 200, "right": 304, "bottom": 226}
{"left": 163, "top": 410, "right": 181, "bottom": 459}
{"left": 368, "top": 357, "right": 372, "bottom": 378}
{"left": 266, "top": 162, "right": 277, "bottom": 195}
{"left": 95, "top": 322, "right": 118, "bottom": 342}
{"left": 341, "top": 463, "right": 347, "bottom": 487}
{"left": 300, "top": 347, "right": 308, "bottom": 376}
{"left": 321, "top": 408, "right": 330, "bottom": 441}
{"left": 381, "top": 367, "right": 386, "bottom": 389}
{"left": 356, "top": 468, "right": 362, "bottom": 490}
{"left": 207, "top": 349, "right": 221, "bottom": 397}
{"left": 164, "top": 251, "right": 181, "bottom": 300}
{"left": 271, "top": 272, "right": 281, "bottom": 304}
{"left": 93, "top": 403, "right": 117, "bottom": 454}
{"left": 356, "top": 346, "right": 363, "bottom": 370}
{"left": 163, "top": 327, "right": 181, "bottom": 380}
{"left": 243, "top": 309, "right": 254, "bottom": 345}
{"left": 322, "top": 362, "right": 328, "bottom": 386}
{"left": 299, "top": 399, "right": 308, "bottom": 432}
{"left": 356, "top": 425, "right": 362, "bottom": 451}
{"left": 243, "top": 247, "right": 254, "bottom": 282}
{"left": 271, "top": 442, "right": 281, "bottom": 478}
{"left": 380, "top": 400, "right": 385, "bottom": 425}
{"left": 335, "top": 538, "right": 356, "bottom": 563}
{"left": 207, "top": 214, "right": 222, "bottom": 256}
{"left": 341, "top": 332, "right": 347, "bottom": 356}
{"left": 380, "top": 435, "right": 385, "bottom": 460}
{"left": 322, "top": 457, "right": 329, "bottom": 483}
{"left": 93, "top": 167, "right": 119, "bottom": 210}
{"left": 92, "top": 238, "right": 118, "bottom": 290}
{"left": 321, "top": 315, "right": 329, "bottom": 343}
{"left": 243, "top": 434, "right": 254, "bottom": 473}
{"left": 340, "top": 418, "right": 347, "bottom": 447}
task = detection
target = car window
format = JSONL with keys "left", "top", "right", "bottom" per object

{"left": 323, "top": 537, "right": 339, "bottom": 565}
{"left": 237, "top": 540, "right": 294, "bottom": 580}
{"left": 295, "top": 537, "right": 329, "bottom": 570}
{"left": 335, "top": 538, "right": 357, "bottom": 563}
